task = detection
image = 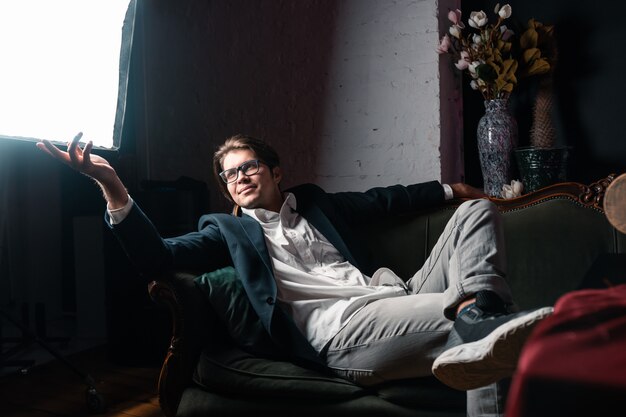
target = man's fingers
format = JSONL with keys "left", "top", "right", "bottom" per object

{"left": 68, "top": 133, "right": 84, "bottom": 166}
{"left": 38, "top": 139, "right": 68, "bottom": 161}
{"left": 83, "top": 141, "right": 93, "bottom": 164}
{"left": 68, "top": 132, "right": 83, "bottom": 148}
{"left": 35, "top": 141, "right": 55, "bottom": 157}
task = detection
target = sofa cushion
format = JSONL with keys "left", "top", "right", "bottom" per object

{"left": 193, "top": 347, "right": 364, "bottom": 399}
{"left": 194, "top": 267, "right": 279, "bottom": 356}
{"left": 193, "top": 347, "right": 468, "bottom": 410}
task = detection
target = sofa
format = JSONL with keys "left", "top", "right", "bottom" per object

{"left": 147, "top": 175, "right": 624, "bottom": 417}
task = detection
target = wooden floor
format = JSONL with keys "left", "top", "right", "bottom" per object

{"left": 0, "top": 345, "right": 163, "bottom": 417}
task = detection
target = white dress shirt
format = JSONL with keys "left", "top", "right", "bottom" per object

{"left": 243, "top": 193, "right": 408, "bottom": 352}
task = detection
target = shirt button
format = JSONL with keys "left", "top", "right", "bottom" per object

{"left": 266, "top": 297, "right": 275, "bottom": 305}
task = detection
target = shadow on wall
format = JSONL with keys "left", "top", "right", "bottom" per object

{"left": 551, "top": 16, "right": 596, "bottom": 183}
{"left": 137, "top": 0, "right": 339, "bottom": 213}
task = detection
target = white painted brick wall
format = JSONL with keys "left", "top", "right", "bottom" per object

{"left": 290, "top": 0, "right": 441, "bottom": 191}
{"left": 313, "top": 0, "right": 442, "bottom": 192}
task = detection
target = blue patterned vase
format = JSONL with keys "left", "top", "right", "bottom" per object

{"left": 476, "top": 99, "right": 518, "bottom": 197}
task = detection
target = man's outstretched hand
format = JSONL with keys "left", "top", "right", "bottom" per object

{"left": 36, "top": 132, "right": 129, "bottom": 209}
{"left": 37, "top": 132, "right": 112, "bottom": 180}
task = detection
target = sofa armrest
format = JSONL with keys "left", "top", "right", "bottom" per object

{"left": 148, "top": 271, "right": 220, "bottom": 417}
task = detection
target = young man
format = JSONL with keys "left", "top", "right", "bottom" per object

{"left": 37, "top": 133, "right": 552, "bottom": 407}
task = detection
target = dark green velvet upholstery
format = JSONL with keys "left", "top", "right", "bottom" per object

{"left": 194, "top": 347, "right": 364, "bottom": 399}
{"left": 501, "top": 198, "right": 619, "bottom": 309}
{"left": 150, "top": 178, "right": 623, "bottom": 417}
{"left": 194, "top": 268, "right": 278, "bottom": 356}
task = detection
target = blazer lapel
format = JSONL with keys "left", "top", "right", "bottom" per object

{"left": 235, "top": 214, "right": 273, "bottom": 272}
{"left": 218, "top": 215, "right": 276, "bottom": 327}
{"left": 297, "top": 203, "right": 360, "bottom": 268}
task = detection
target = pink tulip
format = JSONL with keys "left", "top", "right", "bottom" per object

{"left": 448, "top": 9, "right": 462, "bottom": 25}
{"left": 455, "top": 51, "right": 470, "bottom": 70}
{"left": 436, "top": 34, "right": 452, "bottom": 54}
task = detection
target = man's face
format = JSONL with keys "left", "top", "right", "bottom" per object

{"left": 222, "top": 149, "right": 283, "bottom": 212}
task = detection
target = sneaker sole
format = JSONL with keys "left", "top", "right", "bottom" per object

{"left": 432, "top": 306, "right": 554, "bottom": 391}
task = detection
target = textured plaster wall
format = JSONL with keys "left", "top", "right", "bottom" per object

{"left": 313, "top": 0, "right": 445, "bottom": 192}
{"left": 130, "top": 0, "right": 459, "bottom": 211}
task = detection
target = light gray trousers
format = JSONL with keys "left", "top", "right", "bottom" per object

{"left": 323, "top": 199, "right": 514, "bottom": 416}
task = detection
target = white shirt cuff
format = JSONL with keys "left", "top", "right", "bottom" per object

{"left": 107, "top": 195, "right": 134, "bottom": 225}
{"left": 442, "top": 184, "right": 454, "bottom": 200}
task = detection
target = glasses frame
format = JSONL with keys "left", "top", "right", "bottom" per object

{"left": 219, "top": 159, "right": 265, "bottom": 184}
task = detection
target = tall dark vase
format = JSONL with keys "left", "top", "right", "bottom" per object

{"left": 476, "top": 99, "right": 518, "bottom": 197}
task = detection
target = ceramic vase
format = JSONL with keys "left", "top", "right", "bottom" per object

{"left": 476, "top": 99, "right": 518, "bottom": 197}
{"left": 514, "top": 146, "right": 571, "bottom": 193}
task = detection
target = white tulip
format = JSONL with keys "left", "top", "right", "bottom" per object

{"left": 449, "top": 24, "right": 462, "bottom": 39}
{"left": 468, "top": 61, "right": 481, "bottom": 75}
{"left": 501, "top": 180, "right": 524, "bottom": 199}
{"left": 469, "top": 11, "right": 488, "bottom": 28}
{"left": 498, "top": 4, "right": 512, "bottom": 19}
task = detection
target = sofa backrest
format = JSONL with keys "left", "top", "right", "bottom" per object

{"left": 356, "top": 177, "right": 626, "bottom": 310}
{"left": 500, "top": 197, "right": 623, "bottom": 309}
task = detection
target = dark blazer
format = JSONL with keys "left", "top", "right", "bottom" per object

{"left": 108, "top": 181, "right": 445, "bottom": 366}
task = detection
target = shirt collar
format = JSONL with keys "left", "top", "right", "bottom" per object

{"left": 242, "top": 192, "right": 297, "bottom": 224}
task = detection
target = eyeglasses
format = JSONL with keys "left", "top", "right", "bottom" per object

{"left": 219, "top": 159, "right": 264, "bottom": 183}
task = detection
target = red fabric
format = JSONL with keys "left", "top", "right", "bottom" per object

{"left": 506, "top": 284, "right": 626, "bottom": 417}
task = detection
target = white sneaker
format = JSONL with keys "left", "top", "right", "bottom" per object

{"left": 432, "top": 305, "right": 554, "bottom": 390}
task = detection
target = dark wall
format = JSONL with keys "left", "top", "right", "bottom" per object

{"left": 120, "top": 0, "right": 339, "bottom": 213}
{"left": 461, "top": 0, "right": 626, "bottom": 186}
